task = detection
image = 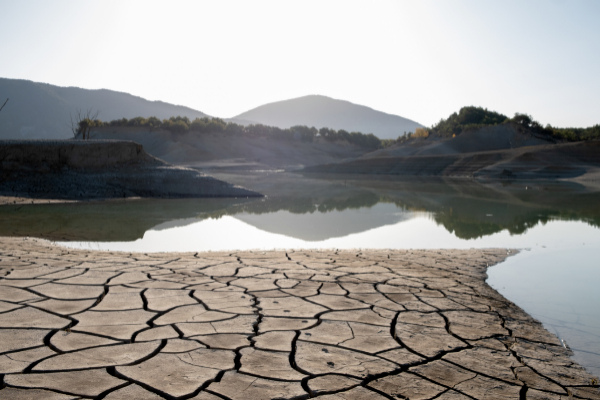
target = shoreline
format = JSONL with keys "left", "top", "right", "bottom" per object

{"left": 0, "top": 237, "right": 598, "bottom": 399}
{"left": 0, "top": 140, "right": 262, "bottom": 201}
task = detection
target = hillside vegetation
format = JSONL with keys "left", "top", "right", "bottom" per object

{"left": 0, "top": 78, "right": 209, "bottom": 140}
{"left": 0, "top": 78, "right": 422, "bottom": 141}
{"left": 424, "top": 106, "right": 599, "bottom": 142}
{"left": 81, "top": 115, "right": 388, "bottom": 150}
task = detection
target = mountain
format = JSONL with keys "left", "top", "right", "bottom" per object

{"left": 0, "top": 78, "right": 209, "bottom": 139}
{"left": 233, "top": 95, "right": 423, "bottom": 140}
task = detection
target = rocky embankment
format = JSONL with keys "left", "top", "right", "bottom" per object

{"left": 0, "top": 140, "right": 261, "bottom": 200}
{"left": 0, "top": 238, "right": 598, "bottom": 398}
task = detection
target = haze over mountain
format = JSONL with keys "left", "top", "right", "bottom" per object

{"left": 0, "top": 78, "right": 209, "bottom": 139}
{"left": 233, "top": 95, "right": 423, "bottom": 140}
{"left": 0, "top": 78, "right": 422, "bottom": 141}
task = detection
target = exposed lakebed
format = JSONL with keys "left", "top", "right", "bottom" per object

{"left": 2, "top": 172, "right": 599, "bottom": 377}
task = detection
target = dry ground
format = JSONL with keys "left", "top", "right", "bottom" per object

{"left": 0, "top": 238, "right": 598, "bottom": 399}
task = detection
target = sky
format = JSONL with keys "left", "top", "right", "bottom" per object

{"left": 1, "top": 0, "right": 599, "bottom": 127}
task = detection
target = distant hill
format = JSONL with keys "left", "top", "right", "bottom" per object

{"left": 0, "top": 78, "right": 209, "bottom": 139}
{"left": 233, "top": 95, "right": 423, "bottom": 140}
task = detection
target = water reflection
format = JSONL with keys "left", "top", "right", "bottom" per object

{"left": 1, "top": 172, "right": 599, "bottom": 242}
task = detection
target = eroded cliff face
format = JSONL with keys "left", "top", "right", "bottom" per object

{"left": 0, "top": 140, "right": 261, "bottom": 200}
{"left": 0, "top": 139, "right": 162, "bottom": 171}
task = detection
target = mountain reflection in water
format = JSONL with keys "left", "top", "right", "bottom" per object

{"left": 0, "top": 172, "right": 599, "bottom": 243}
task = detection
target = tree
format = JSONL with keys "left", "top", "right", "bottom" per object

{"left": 69, "top": 109, "right": 100, "bottom": 140}
{"left": 511, "top": 113, "right": 534, "bottom": 128}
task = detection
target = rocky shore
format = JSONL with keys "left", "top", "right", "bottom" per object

{"left": 0, "top": 140, "right": 261, "bottom": 200}
{"left": 0, "top": 237, "right": 598, "bottom": 399}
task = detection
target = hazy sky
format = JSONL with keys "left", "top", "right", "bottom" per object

{"left": 1, "top": 0, "right": 599, "bottom": 127}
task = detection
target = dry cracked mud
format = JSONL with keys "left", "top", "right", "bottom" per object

{"left": 0, "top": 237, "right": 598, "bottom": 399}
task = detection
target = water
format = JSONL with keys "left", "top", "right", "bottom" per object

{"left": 1, "top": 172, "right": 599, "bottom": 376}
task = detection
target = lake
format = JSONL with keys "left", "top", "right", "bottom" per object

{"left": 2, "top": 171, "right": 599, "bottom": 377}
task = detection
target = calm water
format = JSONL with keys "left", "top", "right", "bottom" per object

{"left": 1, "top": 172, "right": 599, "bottom": 376}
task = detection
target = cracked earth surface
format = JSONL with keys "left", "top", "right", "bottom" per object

{"left": 0, "top": 237, "right": 598, "bottom": 400}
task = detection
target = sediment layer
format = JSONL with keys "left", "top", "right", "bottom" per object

{"left": 0, "top": 140, "right": 261, "bottom": 199}
{"left": 303, "top": 141, "right": 600, "bottom": 180}
{"left": 0, "top": 238, "right": 598, "bottom": 399}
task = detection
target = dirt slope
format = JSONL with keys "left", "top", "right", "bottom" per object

{"left": 87, "top": 127, "right": 369, "bottom": 169}
{"left": 363, "top": 123, "right": 556, "bottom": 158}
{"left": 304, "top": 141, "right": 600, "bottom": 180}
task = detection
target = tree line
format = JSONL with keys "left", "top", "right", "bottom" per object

{"left": 75, "top": 115, "right": 389, "bottom": 149}
{"left": 425, "top": 106, "right": 599, "bottom": 142}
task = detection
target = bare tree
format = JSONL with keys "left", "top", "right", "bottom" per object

{"left": 69, "top": 108, "right": 99, "bottom": 140}
{"left": 0, "top": 98, "right": 8, "bottom": 114}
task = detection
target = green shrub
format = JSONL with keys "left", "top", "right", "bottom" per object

{"left": 431, "top": 106, "right": 509, "bottom": 137}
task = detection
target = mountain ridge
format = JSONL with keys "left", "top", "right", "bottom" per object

{"left": 0, "top": 78, "right": 421, "bottom": 141}
{"left": 0, "top": 78, "right": 210, "bottom": 139}
{"left": 233, "top": 94, "right": 423, "bottom": 139}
